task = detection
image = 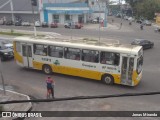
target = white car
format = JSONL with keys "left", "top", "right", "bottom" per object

{"left": 22, "top": 21, "right": 30, "bottom": 26}
{"left": 92, "top": 18, "right": 98, "bottom": 23}
{"left": 92, "top": 18, "right": 104, "bottom": 23}
{"left": 0, "top": 41, "right": 13, "bottom": 50}
{"left": 35, "top": 21, "right": 41, "bottom": 27}
{"left": 128, "top": 17, "right": 135, "bottom": 22}
{"left": 124, "top": 16, "right": 129, "bottom": 20}
{"left": 143, "top": 20, "right": 152, "bottom": 26}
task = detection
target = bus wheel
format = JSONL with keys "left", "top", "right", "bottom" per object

{"left": 102, "top": 74, "right": 114, "bottom": 85}
{"left": 43, "top": 65, "right": 52, "bottom": 74}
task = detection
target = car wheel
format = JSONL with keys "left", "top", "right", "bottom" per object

{"left": 42, "top": 65, "right": 52, "bottom": 74}
{"left": 102, "top": 74, "right": 114, "bottom": 85}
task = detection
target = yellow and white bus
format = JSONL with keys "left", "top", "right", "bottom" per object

{"left": 13, "top": 36, "right": 143, "bottom": 86}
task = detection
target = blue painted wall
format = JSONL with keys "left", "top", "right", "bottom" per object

{"left": 44, "top": 10, "right": 48, "bottom": 22}
{"left": 43, "top": 3, "right": 88, "bottom": 8}
{"left": 43, "top": 3, "right": 93, "bottom": 23}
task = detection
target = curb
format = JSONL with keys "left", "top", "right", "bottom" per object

{"left": 0, "top": 88, "right": 32, "bottom": 119}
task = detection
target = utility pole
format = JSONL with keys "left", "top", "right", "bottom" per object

{"left": 104, "top": 1, "right": 108, "bottom": 27}
{"left": 0, "top": 60, "right": 6, "bottom": 95}
{"left": 96, "top": 0, "right": 101, "bottom": 45}
{"left": 70, "top": 14, "right": 73, "bottom": 40}
{"left": 10, "top": 0, "right": 14, "bottom": 22}
{"left": 119, "top": 0, "right": 123, "bottom": 29}
{"left": 31, "top": 0, "right": 37, "bottom": 37}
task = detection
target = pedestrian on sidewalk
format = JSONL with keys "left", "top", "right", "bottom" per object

{"left": 119, "top": 22, "right": 122, "bottom": 29}
{"left": 46, "top": 76, "right": 55, "bottom": 98}
{"left": 112, "top": 19, "right": 114, "bottom": 23}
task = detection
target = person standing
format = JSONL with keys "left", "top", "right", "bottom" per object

{"left": 140, "top": 23, "right": 143, "bottom": 30}
{"left": 46, "top": 76, "right": 55, "bottom": 98}
{"left": 112, "top": 19, "right": 114, "bottom": 23}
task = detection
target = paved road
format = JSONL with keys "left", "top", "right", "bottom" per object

{"left": 0, "top": 17, "right": 160, "bottom": 120}
{"left": 0, "top": 17, "right": 159, "bottom": 43}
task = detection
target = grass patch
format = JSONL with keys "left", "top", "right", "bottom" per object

{"left": 0, "top": 31, "right": 45, "bottom": 37}
{"left": 0, "top": 105, "right": 4, "bottom": 111}
{"left": 0, "top": 31, "right": 28, "bottom": 36}
{"left": 83, "top": 38, "right": 98, "bottom": 41}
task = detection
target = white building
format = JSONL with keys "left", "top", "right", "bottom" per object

{"left": 39, "top": 0, "right": 92, "bottom": 24}
{"left": 0, "top": 0, "right": 107, "bottom": 24}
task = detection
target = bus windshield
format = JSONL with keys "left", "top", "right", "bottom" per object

{"left": 137, "top": 55, "right": 143, "bottom": 74}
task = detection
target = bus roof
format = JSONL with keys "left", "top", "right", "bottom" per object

{"left": 14, "top": 36, "right": 142, "bottom": 55}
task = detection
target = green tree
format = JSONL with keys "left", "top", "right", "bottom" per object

{"left": 125, "top": 0, "right": 160, "bottom": 20}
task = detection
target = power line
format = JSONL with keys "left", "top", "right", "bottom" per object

{"left": 0, "top": 91, "right": 160, "bottom": 104}
{"left": 0, "top": 0, "right": 10, "bottom": 9}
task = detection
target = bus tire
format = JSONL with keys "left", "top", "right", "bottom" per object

{"left": 102, "top": 74, "right": 114, "bottom": 85}
{"left": 42, "top": 65, "right": 52, "bottom": 75}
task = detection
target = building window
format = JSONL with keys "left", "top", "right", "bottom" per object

{"left": 53, "top": 15, "right": 59, "bottom": 23}
{"left": 100, "top": 52, "right": 120, "bottom": 65}
{"left": 48, "top": 46, "right": 63, "bottom": 58}
{"left": 64, "top": 47, "right": 80, "bottom": 61}
{"left": 33, "top": 44, "right": 47, "bottom": 56}
{"left": 82, "top": 49, "right": 99, "bottom": 63}
{"left": 65, "top": 14, "right": 72, "bottom": 22}
{"left": 78, "top": 15, "right": 84, "bottom": 23}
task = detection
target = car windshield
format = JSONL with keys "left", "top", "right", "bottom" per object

{"left": 0, "top": 45, "right": 8, "bottom": 50}
{"left": 134, "top": 40, "right": 141, "bottom": 44}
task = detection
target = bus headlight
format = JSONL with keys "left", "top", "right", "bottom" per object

{"left": 4, "top": 53, "right": 8, "bottom": 55}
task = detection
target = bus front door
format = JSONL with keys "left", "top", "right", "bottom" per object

{"left": 22, "top": 44, "right": 33, "bottom": 68}
{"left": 121, "top": 57, "right": 134, "bottom": 86}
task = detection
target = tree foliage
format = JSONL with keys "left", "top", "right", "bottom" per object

{"left": 125, "top": 0, "right": 160, "bottom": 20}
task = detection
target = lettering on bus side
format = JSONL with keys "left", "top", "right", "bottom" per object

{"left": 42, "top": 58, "right": 51, "bottom": 62}
{"left": 102, "top": 66, "right": 117, "bottom": 70}
{"left": 82, "top": 63, "right": 96, "bottom": 68}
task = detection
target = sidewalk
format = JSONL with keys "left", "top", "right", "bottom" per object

{"left": 0, "top": 87, "right": 32, "bottom": 120}
{"left": 83, "top": 23, "right": 133, "bottom": 32}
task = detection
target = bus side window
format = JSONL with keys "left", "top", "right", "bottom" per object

{"left": 114, "top": 53, "right": 120, "bottom": 66}
{"left": 64, "top": 47, "right": 80, "bottom": 61}
{"left": 48, "top": 46, "right": 63, "bottom": 58}
{"left": 100, "top": 52, "right": 119, "bottom": 65}
{"left": 82, "top": 49, "right": 99, "bottom": 63}
{"left": 34, "top": 44, "right": 47, "bottom": 56}
{"left": 43, "top": 45, "right": 48, "bottom": 56}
